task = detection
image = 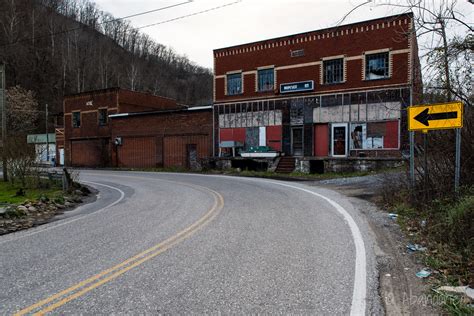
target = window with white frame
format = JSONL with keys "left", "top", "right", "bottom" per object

{"left": 365, "top": 52, "right": 389, "bottom": 80}
{"left": 227, "top": 73, "right": 242, "bottom": 95}
{"left": 323, "top": 58, "right": 344, "bottom": 84}
{"left": 258, "top": 68, "right": 274, "bottom": 91}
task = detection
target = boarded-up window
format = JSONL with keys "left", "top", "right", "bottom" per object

{"left": 350, "top": 121, "right": 398, "bottom": 149}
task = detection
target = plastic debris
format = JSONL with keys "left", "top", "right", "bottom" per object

{"left": 388, "top": 213, "right": 398, "bottom": 219}
{"left": 407, "top": 243, "right": 427, "bottom": 252}
{"left": 416, "top": 268, "right": 432, "bottom": 278}
{"left": 420, "top": 220, "right": 427, "bottom": 227}
{"left": 385, "top": 273, "right": 391, "bottom": 277}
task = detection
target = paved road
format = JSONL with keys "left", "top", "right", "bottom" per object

{"left": 0, "top": 171, "right": 381, "bottom": 315}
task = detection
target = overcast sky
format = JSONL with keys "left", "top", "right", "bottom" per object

{"left": 94, "top": 0, "right": 473, "bottom": 69}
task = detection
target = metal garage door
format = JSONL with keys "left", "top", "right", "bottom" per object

{"left": 71, "top": 140, "right": 103, "bottom": 167}
{"left": 118, "top": 137, "right": 157, "bottom": 168}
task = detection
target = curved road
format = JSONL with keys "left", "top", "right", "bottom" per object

{"left": 0, "top": 170, "right": 381, "bottom": 315}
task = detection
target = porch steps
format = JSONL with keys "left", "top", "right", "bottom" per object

{"left": 275, "top": 156, "right": 296, "bottom": 173}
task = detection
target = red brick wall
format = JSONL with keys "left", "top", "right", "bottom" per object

{"left": 214, "top": 14, "right": 415, "bottom": 102}
{"left": 164, "top": 135, "right": 210, "bottom": 168}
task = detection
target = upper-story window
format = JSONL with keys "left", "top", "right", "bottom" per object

{"left": 323, "top": 58, "right": 344, "bottom": 84}
{"left": 72, "top": 111, "right": 81, "bottom": 128}
{"left": 258, "top": 68, "right": 274, "bottom": 92}
{"left": 227, "top": 73, "right": 242, "bottom": 95}
{"left": 98, "top": 108, "right": 108, "bottom": 126}
{"left": 366, "top": 52, "right": 389, "bottom": 80}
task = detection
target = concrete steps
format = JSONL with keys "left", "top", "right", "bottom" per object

{"left": 275, "top": 156, "right": 296, "bottom": 173}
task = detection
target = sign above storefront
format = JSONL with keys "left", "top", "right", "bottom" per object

{"left": 280, "top": 80, "right": 314, "bottom": 94}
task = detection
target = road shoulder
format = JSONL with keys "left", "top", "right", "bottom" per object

{"left": 314, "top": 176, "right": 442, "bottom": 315}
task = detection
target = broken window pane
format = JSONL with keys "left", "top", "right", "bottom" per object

{"left": 366, "top": 52, "right": 389, "bottom": 80}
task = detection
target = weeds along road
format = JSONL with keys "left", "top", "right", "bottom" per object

{"left": 0, "top": 170, "right": 381, "bottom": 315}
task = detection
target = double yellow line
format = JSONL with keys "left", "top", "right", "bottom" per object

{"left": 15, "top": 181, "right": 224, "bottom": 315}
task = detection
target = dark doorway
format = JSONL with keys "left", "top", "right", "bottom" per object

{"left": 186, "top": 144, "right": 197, "bottom": 169}
{"left": 292, "top": 127, "right": 303, "bottom": 156}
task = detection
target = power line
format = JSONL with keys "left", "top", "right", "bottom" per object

{"left": 100, "top": 1, "right": 193, "bottom": 25}
{"left": 0, "top": 1, "right": 193, "bottom": 48}
{"left": 137, "top": 0, "right": 243, "bottom": 30}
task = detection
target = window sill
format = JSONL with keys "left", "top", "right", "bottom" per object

{"left": 321, "top": 81, "right": 345, "bottom": 86}
{"left": 363, "top": 77, "right": 390, "bottom": 82}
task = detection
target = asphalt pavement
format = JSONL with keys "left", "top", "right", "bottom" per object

{"left": 0, "top": 170, "right": 381, "bottom": 315}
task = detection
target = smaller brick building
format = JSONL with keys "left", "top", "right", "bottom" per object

{"left": 63, "top": 88, "right": 213, "bottom": 168}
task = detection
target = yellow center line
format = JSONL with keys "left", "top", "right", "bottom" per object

{"left": 14, "top": 179, "right": 224, "bottom": 316}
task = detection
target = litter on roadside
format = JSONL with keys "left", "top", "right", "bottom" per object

{"left": 388, "top": 213, "right": 398, "bottom": 219}
{"left": 416, "top": 268, "right": 432, "bottom": 278}
{"left": 407, "top": 243, "right": 427, "bottom": 252}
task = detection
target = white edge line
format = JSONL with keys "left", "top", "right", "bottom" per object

{"left": 265, "top": 181, "right": 367, "bottom": 316}
{"left": 0, "top": 181, "right": 125, "bottom": 245}
{"left": 153, "top": 172, "right": 367, "bottom": 315}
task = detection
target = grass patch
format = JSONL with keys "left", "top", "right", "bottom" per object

{"left": 432, "top": 290, "right": 474, "bottom": 316}
{"left": 0, "top": 181, "right": 63, "bottom": 205}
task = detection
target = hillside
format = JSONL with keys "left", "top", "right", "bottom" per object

{"left": 0, "top": 0, "right": 213, "bottom": 125}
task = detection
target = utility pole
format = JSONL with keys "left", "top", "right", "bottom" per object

{"left": 45, "top": 103, "right": 49, "bottom": 163}
{"left": 0, "top": 64, "right": 7, "bottom": 181}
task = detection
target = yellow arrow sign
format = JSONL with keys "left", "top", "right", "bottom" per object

{"left": 408, "top": 101, "right": 463, "bottom": 131}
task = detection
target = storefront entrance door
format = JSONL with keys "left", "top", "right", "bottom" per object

{"left": 331, "top": 123, "right": 348, "bottom": 157}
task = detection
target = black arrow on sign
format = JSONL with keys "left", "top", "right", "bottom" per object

{"left": 414, "top": 108, "right": 458, "bottom": 127}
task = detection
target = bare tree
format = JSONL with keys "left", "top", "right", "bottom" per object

{"left": 6, "top": 85, "right": 40, "bottom": 134}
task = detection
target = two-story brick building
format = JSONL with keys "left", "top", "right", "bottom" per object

{"left": 213, "top": 13, "right": 422, "bottom": 172}
{"left": 63, "top": 88, "right": 213, "bottom": 168}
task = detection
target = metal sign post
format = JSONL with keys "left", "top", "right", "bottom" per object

{"left": 409, "top": 131, "right": 415, "bottom": 188}
{"left": 455, "top": 128, "right": 461, "bottom": 193}
{"left": 0, "top": 64, "right": 7, "bottom": 181}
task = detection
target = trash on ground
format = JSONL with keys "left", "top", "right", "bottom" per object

{"left": 416, "top": 268, "right": 432, "bottom": 278}
{"left": 385, "top": 273, "right": 391, "bottom": 277}
{"left": 388, "top": 213, "right": 398, "bottom": 219}
{"left": 407, "top": 243, "right": 427, "bottom": 252}
{"left": 420, "top": 220, "right": 427, "bottom": 227}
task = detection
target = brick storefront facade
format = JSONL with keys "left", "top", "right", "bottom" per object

{"left": 63, "top": 88, "right": 212, "bottom": 168}
{"left": 213, "top": 13, "right": 422, "bottom": 160}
